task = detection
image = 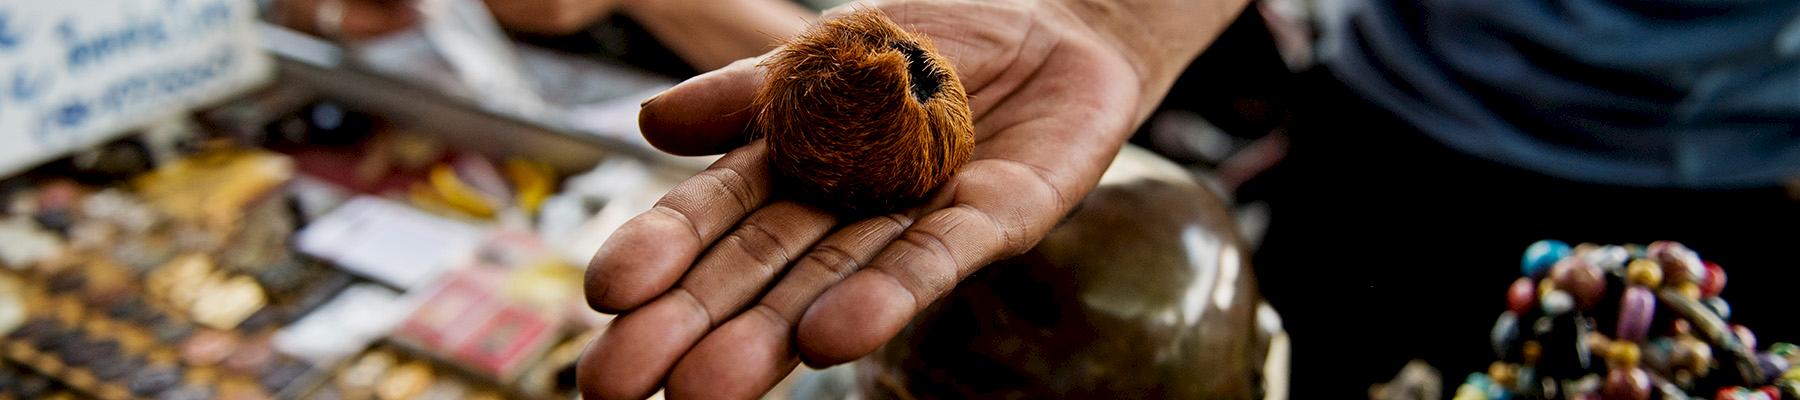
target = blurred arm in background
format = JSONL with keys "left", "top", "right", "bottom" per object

{"left": 274, "top": 0, "right": 813, "bottom": 71}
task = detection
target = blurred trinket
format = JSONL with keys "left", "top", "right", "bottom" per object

{"left": 1525, "top": 341, "right": 1544, "bottom": 365}
{"left": 224, "top": 338, "right": 275, "bottom": 376}
{"left": 1548, "top": 257, "right": 1605, "bottom": 311}
{"left": 1671, "top": 336, "right": 1714, "bottom": 377}
{"left": 1523, "top": 240, "right": 1571, "bottom": 278}
{"left": 376, "top": 362, "right": 433, "bottom": 400}
{"left": 1608, "top": 342, "right": 1641, "bottom": 368}
{"left": 1647, "top": 241, "right": 1704, "bottom": 285}
{"left": 1495, "top": 312, "right": 1521, "bottom": 359}
{"left": 1508, "top": 278, "right": 1536, "bottom": 313}
{"left": 257, "top": 359, "right": 310, "bottom": 391}
{"left": 180, "top": 329, "right": 239, "bottom": 367}
{"left": 128, "top": 363, "right": 182, "bottom": 397}
{"left": 1626, "top": 260, "right": 1663, "bottom": 288}
{"left": 1713, "top": 386, "right": 1778, "bottom": 400}
{"left": 1454, "top": 374, "right": 1493, "bottom": 400}
{"left": 1584, "top": 245, "right": 1629, "bottom": 272}
{"left": 0, "top": 217, "right": 65, "bottom": 270}
{"left": 337, "top": 351, "right": 396, "bottom": 392}
{"left": 1602, "top": 367, "right": 1650, "bottom": 400}
{"left": 1616, "top": 287, "right": 1655, "bottom": 341}
{"left": 1772, "top": 343, "right": 1799, "bottom": 363}
{"left": 189, "top": 275, "right": 267, "bottom": 330}
{"left": 1700, "top": 262, "right": 1726, "bottom": 298}
{"left": 1588, "top": 333, "right": 1614, "bottom": 360}
{"left": 1489, "top": 362, "right": 1520, "bottom": 388}
{"left": 89, "top": 354, "right": 143, "bottom": 381}
{"left": 1734, "top": 325, "right": 1757, "bottom": 350}
{"left": 1542, "top": 291, "right": 1576, "bottom": 315}
{"left": 1758, "top": 353, "right": 1789, "bottom": 384}
{"left": 1675, "top": 282, "right": 1701, "bottom": 300}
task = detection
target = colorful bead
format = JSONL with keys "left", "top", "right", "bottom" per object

{"left": 1455, "top": 383, "right": 1491, "bottom": 400}
{"left": 1771, "top": 342, "right": 1799, "bottom": 364}
{"left": 1542, "top": 290, "right": 1575, "bottom": 315}
{"left": 1514, "top": 367, "right": 1537, "bottom": 394}
{"left": 1494, "top": 311, "right": 1521, "bottom": 358}
{"left": 1675, "top": 282, "right": 1701, "bottom": 300}
{"left": 1608, "top": 342, "right": 1641, "bottom": 368}
{"left": 1603, "top": 367, "right": 1651, "bottom": 400}
{"left": 1626, "top": 259, "right": 1663, "bottom": 288}
{"left": 1734, "top": 325, "right": 1757, "bottom": 350}
{"left": 1648, "top": 241, "right": 1704, "bottom": 285}
{"left": 1551, "top": 258, "right": 1606, "bottom": 309}
{"left": 1489, "top": 362, "right": 1519, "bottom": 388}
{"left": 1587, "top": 333, "right": 1614, "bottom": 360}
{"left": 1524, "top": 341, "right": 1543, "bottom": 365}
{"left": 1672, "top": 336, "right": 1713, "bottom": 376}
{"left": 1508, "top": 278, "right": 1536, "bottom": 313}
{"left": 1713, "top": 386, "right": 1778, "bottom": 400}
{"left": 1523, "top": 240, "right": 1572, "bottom": 278}
{"left": 1700, "top": 262, "right": 1726, "bottom": 298}
{"left": 1760, "top": 353, "right": 1790, "bottom": 384}
{"left": 1591, "top": 245, "right": 1631, "bottom": 272}
{"left": 1616, "top": 287, "right": 1655, "bottom": 341}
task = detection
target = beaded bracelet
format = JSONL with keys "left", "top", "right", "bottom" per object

{"left": 1458, "top": 240, "right": 1798, "bottom": 400}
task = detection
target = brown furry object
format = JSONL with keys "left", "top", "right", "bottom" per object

{"left": 754, "top": 9, "right": 975, "bottom": 215}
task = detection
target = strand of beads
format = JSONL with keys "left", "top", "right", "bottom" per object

{"left": 1459, "top": 240, "right": 1798, "bottom": 400}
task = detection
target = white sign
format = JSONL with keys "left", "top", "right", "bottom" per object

{"left": 0, "top": 0, "right": 271, "bottom": 176}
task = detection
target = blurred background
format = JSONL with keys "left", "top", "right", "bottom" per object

{"left": 1, "top": 0, "right": 1796, "bottom": 399}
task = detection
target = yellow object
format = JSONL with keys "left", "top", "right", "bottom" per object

{"left": 502, "top": 260, "right": 582, "bottom": 309}
{"left": 133, "top": 149, "right": 294, "bottom": 233}
{"left": 504, "top": 159, "right": 554, "bottom": 214}
{"left": 376, "top": 362, "right": 434, "bottom": 400}
{"left": 1676, "top": 282, "right": 1701, "bottom": 299}
{"left": 1608, "top": 341, "right": 1641, "bottom": 367}
{"left": 429, "top": 165, "right": 499, "bottom": 218}
{"left": 1627, "top": 259, "right": 1663, "bottom": 288}
{"left": 1523, "top": 341, "right": 1543, "bottom": 364}
{"left": 1487, "top": 362, "right": 1517, "bottom": 388}
{"left": 1452, "top": 384, "right": 1489, "bottom": 400}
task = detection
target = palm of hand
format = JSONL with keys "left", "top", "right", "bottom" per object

{"left": 578, "top": 2, "right": 1141, "bottom": 399}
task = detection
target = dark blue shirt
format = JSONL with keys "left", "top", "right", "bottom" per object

{"left": 1326, "top": 0, "right": 1800, "bottom": 187}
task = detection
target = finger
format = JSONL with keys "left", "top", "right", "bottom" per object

{"left": 585, "top": 141, "right": 772, "bottom": 313}
{"left": 638, "top": 57, "right": 767, "bottom": 156}
{"left": 795, "top": 160, "right": 1069, "bottom": 365}
{"left": 582, "top": 202, "right": 835, "bottom": 400}
{"left": 666, "top": 215, "right": 912, "bottom": 398}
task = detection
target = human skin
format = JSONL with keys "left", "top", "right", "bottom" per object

{"left": 275, "top": 0, "right": 810, "bottom": 71}
{"left": 578, "top": 0, "right": 1249, "bottom": 398}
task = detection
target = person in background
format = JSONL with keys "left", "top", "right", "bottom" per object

{"left": 271, "top": 0, "right": 814, "bottom": 73}
{"left": 1242, "top": 0, "right": 1800, "bottom": 397}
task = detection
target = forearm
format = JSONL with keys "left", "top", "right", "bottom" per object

{"left": 622, "top": 0, "right": 814, "bottom": 71}
{"left": 1051, "top": 0, "right": 1249, "bottom": 121}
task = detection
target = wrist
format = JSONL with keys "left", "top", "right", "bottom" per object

{"left": 1047, "top": 0, "right": 1249, "bottom": 121}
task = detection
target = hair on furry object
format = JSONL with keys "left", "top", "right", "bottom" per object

{"left": 754, "top": 8, "right": 975, "bottom": 215}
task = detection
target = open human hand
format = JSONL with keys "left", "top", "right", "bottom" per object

{"left": 577, "top": 1, "right": 1155, "bottom": 398}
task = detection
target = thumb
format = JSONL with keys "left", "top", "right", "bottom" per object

{"left": 638, "top": 56, "right": 768, "bottom": 156}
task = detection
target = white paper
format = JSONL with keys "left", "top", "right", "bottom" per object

{"left": 295, "top": 196, "right": 487, "bottom": 289}
{"left": 273, "top": 283, "right": 407, "bottom": 366}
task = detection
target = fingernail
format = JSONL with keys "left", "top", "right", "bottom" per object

{"left": 640, "top": 90, "right": 667, "bottom": 107}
